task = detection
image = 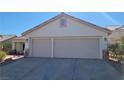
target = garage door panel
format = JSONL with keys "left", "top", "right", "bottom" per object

{"left": 54, "top": 38, "right": 99, "bottom": 58}
{"left": 32, "top": 39, "right": 51, "bottom": 57}
{"left": 31, "top": 38, "right": 100, "bottom": 58}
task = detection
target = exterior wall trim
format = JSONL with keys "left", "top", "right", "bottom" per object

{"left": 30, "top": 36, "right": 102, "bottom": 39}
{"left": 99, "top": 38, "right": 103, "bottom": 59}
{"left": 51, "top": 38, "right": 54, "bottom": 58}
{"left": 29, "top": 37, "right": 33, "bottom": 57}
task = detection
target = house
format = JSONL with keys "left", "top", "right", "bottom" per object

{"left": 12, "top": 36, "right": 26, "bottom": 54}
{"left": 0, "top": 35, "right": 16, "bottom": 43}
{"left": 13, "top": 13, "right": 111, "bottom": 59}
{"left": 0, "top": 35, "right": 16, "bottom": 50}
{"left": 107, "top": 25, "right": 124, "bottom": 44}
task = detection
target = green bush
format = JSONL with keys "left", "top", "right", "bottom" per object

{"left": 3, "top": 42, "right": 12, "bottom": 54}
{"left": 108, "top": 37, "right": 124, "bottom": 62}
{"left": 0, "top": 51, "right": 7, "bottom": 62}
{"left": 0, "top": 42, "right": 3, "bottom": 50}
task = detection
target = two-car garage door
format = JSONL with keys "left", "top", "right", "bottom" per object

{"left": 32, "top": 37, "right": 100, "bottom": 58}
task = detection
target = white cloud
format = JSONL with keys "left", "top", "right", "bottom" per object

{"left": 100, "top": 12, "right": 121, "bottom": 25}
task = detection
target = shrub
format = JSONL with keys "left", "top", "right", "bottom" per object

{"left": 0, "top": 51, "right": 7, "bottom": 62}
{"left": 116, "top": 37, "right": 124, "bottom": 62}
{"left": 3, "top": 42, "right": 12, "bottom": 54}
{"left": 108, "top": 37, "right": 124, "bottom": 62}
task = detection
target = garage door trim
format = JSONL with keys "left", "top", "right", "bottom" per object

{"left": 30, "top": 36, "right": 102, "bottom": 59}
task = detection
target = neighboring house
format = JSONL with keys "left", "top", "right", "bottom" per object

{"left": 14, "top": 13, "right": 111, "bottom": 59}
{"left": 0, "top": 35, "right": 16, "bottom": 50}
{"left": 12, "top": 36, "right": 26, "bottom": 54}
{"left": 0, "top": 35, "right": 16, "bottom": 43}
{"left": 107, "top": 25, "right": 124, "bottom": 44}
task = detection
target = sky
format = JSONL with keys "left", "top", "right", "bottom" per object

{"left": 0, "top": 12, "right": 124, "bottom": 36}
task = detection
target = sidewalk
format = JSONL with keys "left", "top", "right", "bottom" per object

{"left": 4, "top": 55, "right": 24, "bottom": 61}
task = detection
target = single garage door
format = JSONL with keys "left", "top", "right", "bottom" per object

{"left": 32, "top": 39, "right": 51, "bottom": 57}
{"left": 54, "top": 38, "right": 100, "bottom": 58}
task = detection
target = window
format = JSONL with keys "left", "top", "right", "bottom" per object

{"left": 60, "top": 19, "right": 67, "bottom": 27}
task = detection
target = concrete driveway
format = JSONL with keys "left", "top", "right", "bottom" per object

{"left": 0, "top": 58, "right": 123, "bottom": 80}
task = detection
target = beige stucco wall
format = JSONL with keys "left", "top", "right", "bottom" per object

{"left": 15, "top": 42, "right": 24, "bottom": 52}
{"left": 25, "top": 16, "right": 107, "bottom": 37}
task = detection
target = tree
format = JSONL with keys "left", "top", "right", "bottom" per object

{"left": 116, "top": 37, "right": 124, "bottom": 61}
{"left": 108, "top": 43, "right": 119, "bottom": 59}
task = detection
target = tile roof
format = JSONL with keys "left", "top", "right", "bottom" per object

{"left": 106, "top": 25, "right": 122, "bottom": 30}
{"left": 13, "top": 36, "right": 26, "bottom": 40}
{"left": 0, "top": 35, "right": 16, "bottom": 42}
